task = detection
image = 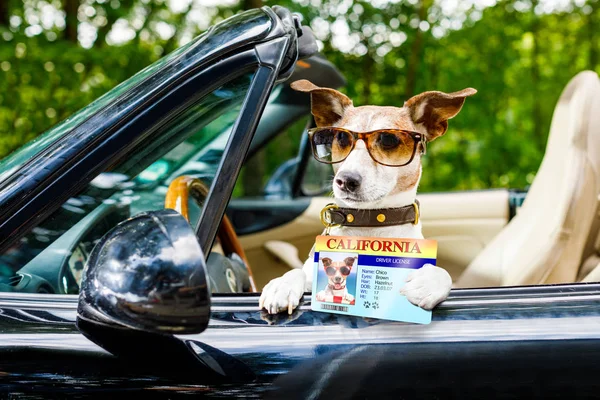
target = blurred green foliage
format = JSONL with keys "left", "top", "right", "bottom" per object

{"left": 1, "top": 0, "right": 599, "bottom": 193}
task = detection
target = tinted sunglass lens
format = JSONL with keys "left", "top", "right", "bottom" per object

{"left": 340, "top": 266, "right": 351, "bottom": 276}
{"left": 314, "top": 129, "right": 334, "bottom": 146}
{"left": 312, "top": 130, "right": 334, "bottom": 162}
{"left": 371, "top": 131, "right": 415, "bottom": 166}
{"left": 378, "top": 132, "right": 401, "bottom": 149}
{"left": 335, "top": 131, "right": 352, "bottom": 149}
{"left": 331, "top": 130, "right": 353, "bottom": 162}
{"left": 325, "top": 266, "right": 336, "bottom": 276}
{"left": 311, "top": 129, "right": 353, "bottom": 163}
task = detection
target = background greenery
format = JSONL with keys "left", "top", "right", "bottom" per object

{"left": 0, "top": 0, "right": 598, "bottom": 194}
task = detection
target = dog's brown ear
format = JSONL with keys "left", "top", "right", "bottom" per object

{"left": 405, "top": 88, "right": 477, "bottom": 141}
{"left": 344, "top": 257, "right": 356, "bottom": 266}
{"left": 291, "top": 79, "right": 353, "bottom": 127}
{"left": 321, "top": 257, "right": 332, "bottom": 265}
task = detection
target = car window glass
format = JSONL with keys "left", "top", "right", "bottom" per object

{"left": 301, "top": 155, "right": 333, "bottom": 196}
{"left": 232, "top": 117, "right": 309, "bottom": 199}
{"left": 0, "top": 72, "right": 254, "bottom": 295}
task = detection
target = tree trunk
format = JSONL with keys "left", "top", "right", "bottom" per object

{"left": 362, "top": 55, "right": 374, "bottom": 103}
{"left": 96, "top": 7, "right": 118, "bottom": 47}
{"left": 0, "top": 0, "right": 9, "bottom": 27}
{"left": 404, "top": 0, "right": 429, "bottom": 99}
{"left": 429, "top": 47, "right": 438, "bottom": 88}
{"left": 404, "top": 0, "right": 429, "bottom": 98}
{"left": 63, "top": 0, "right": 79, "bottom": 43}
{"left": 404, "top": 35, "right": 422, "bottom": 98}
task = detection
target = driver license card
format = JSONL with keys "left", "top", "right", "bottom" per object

{"left": 311, "top": 235, "right": 437, "bottom": 324}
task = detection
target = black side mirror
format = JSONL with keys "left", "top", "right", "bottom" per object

{"left": 77, "top": 209, "right": 210, "bottom": 334}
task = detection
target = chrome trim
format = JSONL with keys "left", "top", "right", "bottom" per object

{"left": 2, "top": 282, "right": 600, "bottom": 311}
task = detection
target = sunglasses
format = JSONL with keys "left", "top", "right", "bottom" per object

{"left": 308, "top": 127, "right": 426, "bottom": 167}
{"left": 325, "top": 265, "right": 352, "bottom": 276}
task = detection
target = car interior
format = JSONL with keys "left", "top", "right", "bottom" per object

{"left": 1, "top": 59, "right": 600, "bottom": 297}
{"left": 457, "top": 71, "right": 600, "bottom": 287}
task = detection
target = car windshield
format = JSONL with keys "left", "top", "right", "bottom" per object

{"left": 0, "top": 72, "right": 256, "bottom": 292}
{"left": 0, "top": 10, "right": 270, "bottom": 188}
{"left": 0, "top": 41, "right": 196, "bottom": 187}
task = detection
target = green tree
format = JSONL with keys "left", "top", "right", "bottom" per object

{"left": 1, "top": 0, "right": 599, "bottom": 194}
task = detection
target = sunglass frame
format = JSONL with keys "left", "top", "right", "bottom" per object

{"left": 325, "top": 265, "right": 352, "bottom": 276}
{"left": 308, "top": 127, "right": 426, "bottom": 167}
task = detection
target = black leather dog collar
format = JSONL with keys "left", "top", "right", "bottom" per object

{"left": 320, "top": 200, "right": 420, "bottom": 228}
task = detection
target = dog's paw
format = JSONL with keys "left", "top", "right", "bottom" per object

{"left": 260, "top": 307, "right": 305, "bottom": 325}
{"left": 400, "top": 264, "right": 452, "bottom": 310}
{"left": 259, "top": 269, "right": 306, "bottom": 315}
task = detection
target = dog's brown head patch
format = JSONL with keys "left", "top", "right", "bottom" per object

{"left": 344, "top": 257, "right": 357, "bottom": 267}
{"left": 320, "top": 257, "right": 333, "bottom": 267}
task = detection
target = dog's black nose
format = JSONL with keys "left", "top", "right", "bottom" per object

{"left": 335, "top": 172, "right": 361, "bottom": 193}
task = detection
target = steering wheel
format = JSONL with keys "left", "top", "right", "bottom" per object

{"left": 164, "top": 176, "right": 257, "bottom": 292}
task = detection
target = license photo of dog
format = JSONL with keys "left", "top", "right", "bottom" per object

{"left": 315, "top": 254, "right": 358, "bottom": 305}
{"left": 259, "top": 79, "right": 476, "bottom": 315}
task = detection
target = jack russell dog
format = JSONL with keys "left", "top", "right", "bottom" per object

{"left": 260, "top": 79, "right": 476, "bottom": 315}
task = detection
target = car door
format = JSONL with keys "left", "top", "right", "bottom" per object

{"left": 260, "top": 285, "right": 600, "bottom": 399}
{"left": 2, "top": 284, "right": 600, "bottom": 397}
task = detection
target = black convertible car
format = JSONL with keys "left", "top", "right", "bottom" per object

{"left": 2, "top": 5, "right": 600, "bottom": 399}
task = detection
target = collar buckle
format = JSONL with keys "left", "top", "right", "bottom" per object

{"left": 320, "top": 203, "right": 341, "bottom": 235}
{"left": 412, "top": 202, "right": 420, "bottom": 225}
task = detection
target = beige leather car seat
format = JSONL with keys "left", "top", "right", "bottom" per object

{"left": 579, "top": 227, "right": 600, "bottom": 282}
{"left": 457, "top": 71, "right": 600, "bottom": 288}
